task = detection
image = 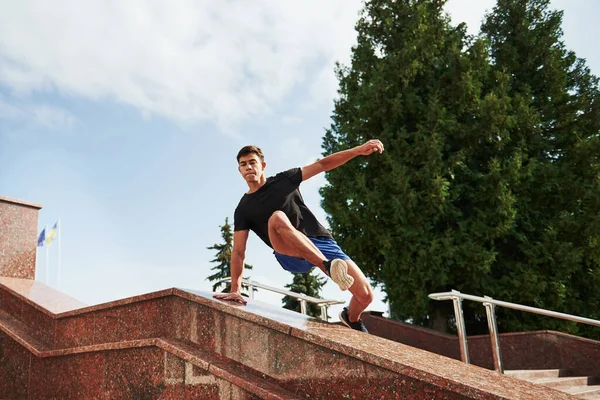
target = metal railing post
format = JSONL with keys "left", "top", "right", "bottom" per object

{"left": 483, "top": 296, "right": 503, "bottom": 373}
{"left": 320, "top": 305, "right": 328, "bottom": 321}
{"left": 429, "top": 289, "right": 600, "bottom": 373}
{"left": 216, "top": 278, "right": 345, "bottom": 321}
{"left": 451, "top": 290, "right": 470, "bottom": 364}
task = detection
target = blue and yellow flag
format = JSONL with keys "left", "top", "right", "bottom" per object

{"left": 46, "top": 222, "right": 58, "bottom": 246}
{"left": 37, "top": 228, "right": 46, "bottom": 247}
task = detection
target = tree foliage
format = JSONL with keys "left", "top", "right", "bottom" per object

{"left": 282, "top": 271, "right": 328, "bottom": 319}
{"left": 206, "top": 217, "right": 254, "bottom": 295}
{"left": 321, "top": 0, "right": 599, "bottom": 338}
{"left": 480, "top": 0, "right": 600, "bottom": 337}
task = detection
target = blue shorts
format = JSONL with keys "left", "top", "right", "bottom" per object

{"left": 274, "top": 237, "right": 351, "bottom": 273}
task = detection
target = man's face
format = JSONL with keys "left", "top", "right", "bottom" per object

{"left": 238, "top": 153, "right": 265, "bottom": 183}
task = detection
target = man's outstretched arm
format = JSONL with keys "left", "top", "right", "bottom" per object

{"left": 301, "top": 139, "right": 384, "bottom": 181}
{"left": 213, "top": 229, "right": 249, "bottom": 304}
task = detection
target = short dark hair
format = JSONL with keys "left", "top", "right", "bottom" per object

{"left": 236, "top": 145, "right": 264, "bottom": 163}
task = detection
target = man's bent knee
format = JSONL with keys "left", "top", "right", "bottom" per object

{"left": 355, "top": 281, "right": 374, "bottom": 306}
{"left": 268, "top": 211, "right": 290, "bottom": 230}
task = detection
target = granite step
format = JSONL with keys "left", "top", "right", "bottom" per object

{"left": 532, "top": 376, "right": 595, "bottom": 389}
{"left": 506, "top": 369, "right": 600, "bottom": 400}
{"left": 579, "top": 393, "right": 600, "bottom": 400}
{"left": 0, "top": 308, "right": 301, "bottom": 399}
{"left": 0, "top": 308, "right": 51, "bottom": 353}
{"left": 160, "top": 338, "right": 301, "bottom": 400}
{"left": 563, "top": 385, "right": 600, "bottom": 397}
{"left": 504, "top": 369, "right": 568, "bottom": 380}
{"left": 0, "top": 285, "right": 56, "bottom": 347}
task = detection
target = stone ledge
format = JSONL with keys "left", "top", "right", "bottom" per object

{"left": 0, "top": 196, "right": 43, "bottom": 210}
{"left": 0, "top": 277, "right": 87, "bottom": 316}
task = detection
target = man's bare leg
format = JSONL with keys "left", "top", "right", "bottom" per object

{"left": 268, "top": 211, "right": 354, "bottom": 290}
{"left": 344, "top": 259, "right": 374, "bottom": 322}
{"left": 268, "top": 211, "right": 372, "bottom": 327}
{"left": 268, "top": 211, "right": 328, "bottom": 271}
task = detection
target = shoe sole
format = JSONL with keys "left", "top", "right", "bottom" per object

{"left": 330, "top": 259, "right": 354, "bottom": 291}
{"left": 339, "top": 311, "right": 352, "bottom": 328}
{"left": 338, "top": 310, "right": 369, "bottom": 333}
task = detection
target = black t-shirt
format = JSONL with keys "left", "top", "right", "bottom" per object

{"left": 234, "top": 167, "right": 331, "bottom": 249}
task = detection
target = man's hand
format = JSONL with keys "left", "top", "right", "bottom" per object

{"left": 213, "top": 291, "right": 248, "bottom": 305}
{"left": 356, "top": 139, "right": 384, "bottom": 156}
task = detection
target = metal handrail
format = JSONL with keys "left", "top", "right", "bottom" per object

{"left": 429, "top": 289, "right": 600, "bottom": 373}
{"left": 217, "top": 278, "right": 345, "bottom": 321}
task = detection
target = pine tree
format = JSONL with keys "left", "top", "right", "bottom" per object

{"left": 206, "top": 217, "right": 254, "bottom": 295}
{"left": 321, "top": 0, "right": 524, "bottom": 332}
{"left": 480, "top": 0, "right": 600, "bottom": 337}
{"left": 282, "top": 271, "right": 328, "bottom": 319}
{"left": 321, "top": 0, "right": 599, "bottom": 339}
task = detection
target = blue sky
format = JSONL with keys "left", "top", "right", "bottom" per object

{"left": 1, "top": 0, "right": 598, "bottom": 321}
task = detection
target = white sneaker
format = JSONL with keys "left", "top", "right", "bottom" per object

{"left": 327, "top": 259, "right": 354, "bottom": 291}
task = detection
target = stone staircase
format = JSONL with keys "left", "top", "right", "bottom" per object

{"left": 361, "top": 311, "right": 600, "bottom": 400}
{"left": 0, "top": 277, "right": 577, "bottom": 399}
{"left": 505, "top": 369, "right": 600, "bottom": 400}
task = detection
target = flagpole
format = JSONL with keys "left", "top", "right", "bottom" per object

{"left": 45, "top": 224, "right": 49, "bottom": 285}
{"left": 57, "top": 218, "right": 62, "bottom": 290}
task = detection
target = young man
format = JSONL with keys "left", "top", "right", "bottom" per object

{"left": 213, "top": 139, "right": 384, "bottom": 332}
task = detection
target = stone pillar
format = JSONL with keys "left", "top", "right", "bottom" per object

{"left": 0, "top": 196, "right": 42, "bottom": 279}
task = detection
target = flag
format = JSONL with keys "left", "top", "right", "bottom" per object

{"left": 46, "top": 222, "right": 58, "bottom": 246}
{"left": 37, "top": 228, "right": 46, "bottom": 247}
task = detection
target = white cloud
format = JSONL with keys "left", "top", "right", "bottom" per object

{"left": 31, "top": 104, "right": 78, "bottom": 130}
{"left": 280, "top": 115, "right": 303, "bottom": 126}
{"left": 2, "top": 0, "right": 597, "bottom": 135}
{"left": 0, "top": 94, "right": 77, "bottom": 131}
{"left": 0, "top": 0, "right": 361, "bottom": 131}
{"left": 0, "top": 95, "right": 26, "bottom": 119}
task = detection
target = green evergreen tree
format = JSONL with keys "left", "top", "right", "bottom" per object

{"left": 282, "top": 271, "right": 328, "bottom": 319}
{"left": 206, "top": 217, "right": 254, "bottom": 295}
{"left": 321, "top": 0, "right": 599, "bottom": 339}
{"left": 321, "top": 0, "right": 523, "bottom": 332}
{"left": 480, "top": 0, "right": 600, "bottom": 337}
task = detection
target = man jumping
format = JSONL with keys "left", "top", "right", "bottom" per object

{"left": 213, "top": 139, "right": 384, "bottom": 332}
